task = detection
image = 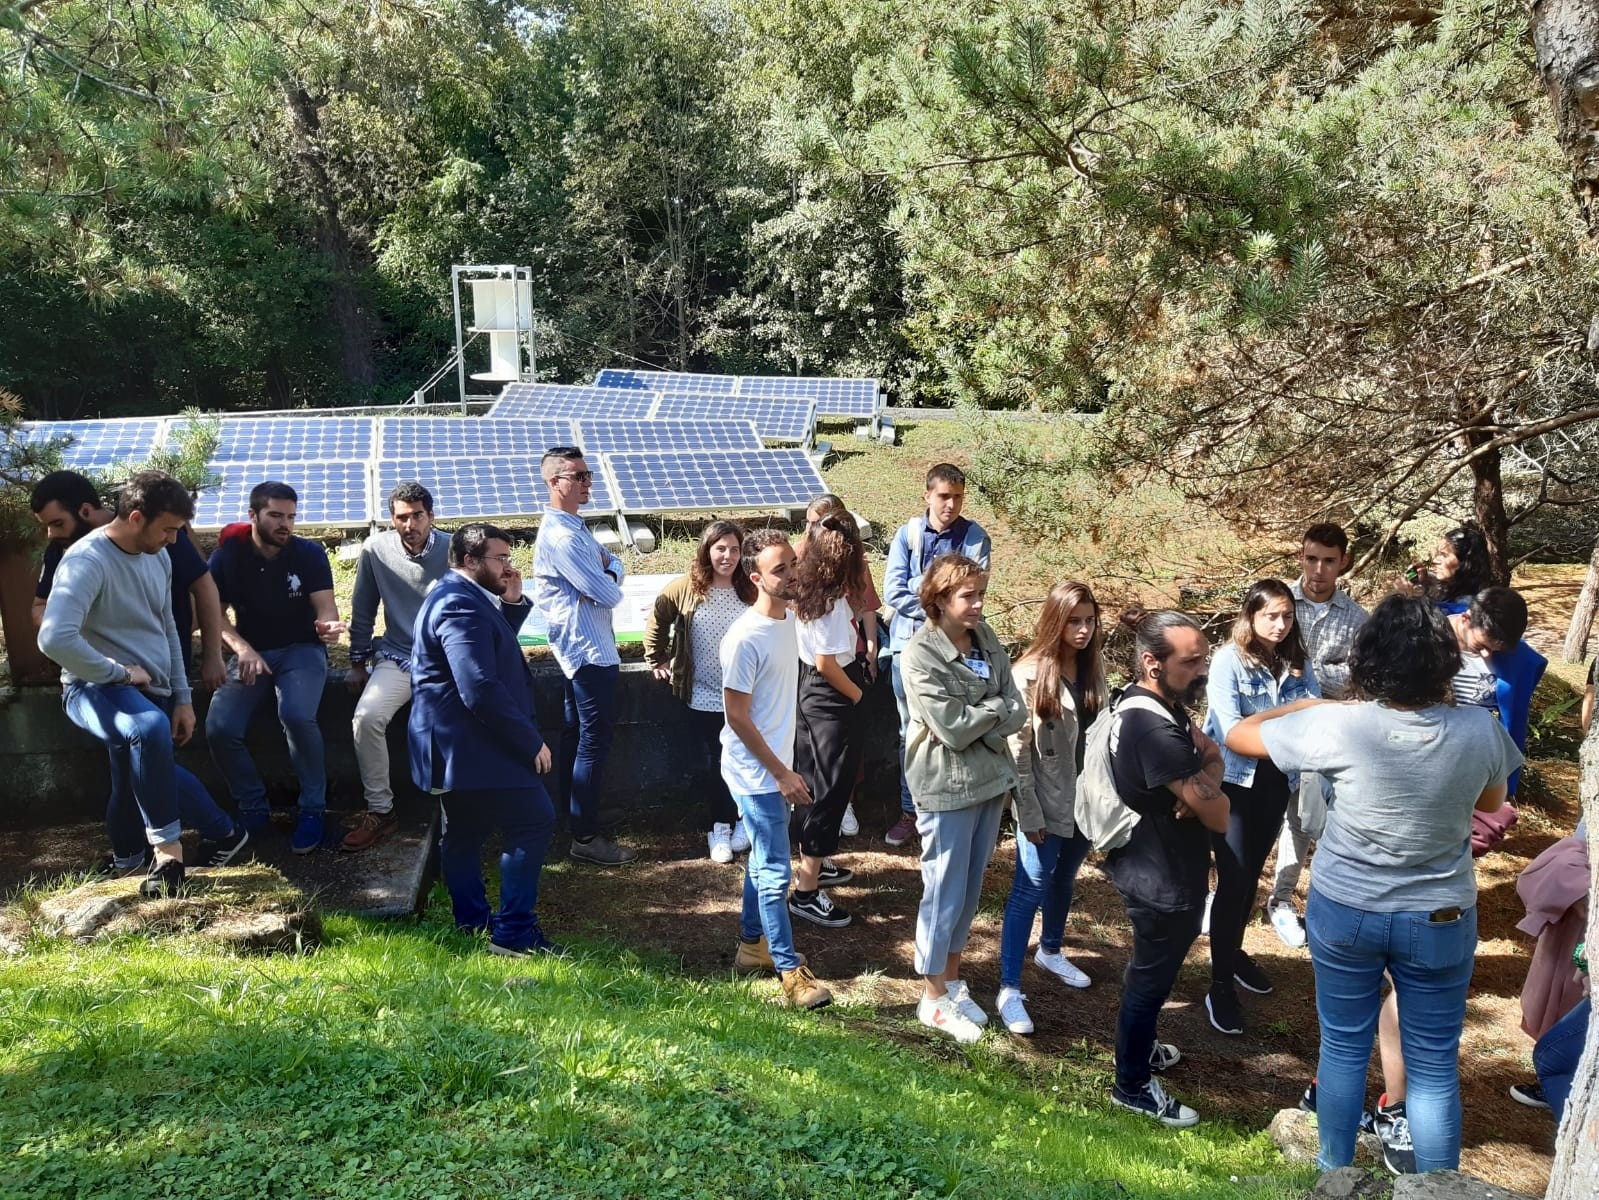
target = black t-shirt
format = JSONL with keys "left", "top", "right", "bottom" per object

{"left": 1104, "top": 683, "right": 1211, "bottom": 912}
{"left": 37, "top": 526, "right": 209, "bottom": 653}
{"left": 209, "top": 534, "right": 334, "bottom": 651}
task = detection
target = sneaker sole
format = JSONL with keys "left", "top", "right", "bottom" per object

{"left": 1037, "top": 966, "right": 1091, "bottom": 989}
{"left": 1109, "top": 1091, "right": 1200, "bottom": 1128}
{"left": 569, "top": 850, "right": 640, "bottom": 866}
{"left": 918, "top": 1016, "right": 981, "bottom": 1044}
{"left": 787, "top": 904, "right": 852, "bottom": 929}
{"left": 817, "top": 871, "right": 855, "bottom": 887}
{"left": 291, "top": 841, "right": 319, "bottom": 856}
{"left": 1233, "top": 972, "right": 1274, "bottom": 995}
{"left": 1509, "top": 1087, "right": 1550, "bottom": 1109}
{"left": 1205, "top": 994, "right": 1244, "bottom": 1035}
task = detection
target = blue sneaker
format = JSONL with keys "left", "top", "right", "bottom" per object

{"left": 291, "top": 812, "right": 324, "bottom": 855}
{"left": 240, "top": 811, "right": 272, "bottom": 836}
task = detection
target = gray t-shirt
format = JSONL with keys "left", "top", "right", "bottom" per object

{"left": 1260, "top": 701, "right": 1521, "bottom": 911}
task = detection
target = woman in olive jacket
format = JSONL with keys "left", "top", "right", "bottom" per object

{"left": 902, "top": 553, "right": 1027, "bottom": 1043}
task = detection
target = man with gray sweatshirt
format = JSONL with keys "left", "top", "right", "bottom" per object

{"left": 38, "top": 471, "right": 249, "bottom": 898}
{"left": 341, "top": 482, "right": 451, "bottom": 852}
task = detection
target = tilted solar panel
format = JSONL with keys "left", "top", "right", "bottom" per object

{"left": 741, "top": 376, "right": 881, "bottom": 418}
{"left": 490, "top": 382, "right": 655, "bottom": 421}
{"left": 574, "top": 418, "right": 762, "bottom": 455}
{"left": 378, "top": 417, "right": 577, "bottom": 459}
{"left": 375, "top": 455, "right": 615, "bottom": 518}
{"left": 192, "top": 461, "right": 370, "bottom": 529}
{"left": 606, "top": 448, "right": 826, "bottom": 514}
{"left": 19, "top": 419, "right": 166, "bottom": 469}
{"left": 594, "top": 369, "right": 734, "bottom": 394}
{"left": 649, "top": 393, "right": 814, "bottom": 444}
{"left": 211, "top": 417, "right": 375, "bottom": 463}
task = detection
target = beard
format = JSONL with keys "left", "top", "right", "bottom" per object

{"left": 1176, "top": 674, "right": 1208, "bottom": 706}
{"left": 473, "top": 563, "right": 507, "bottom": 595}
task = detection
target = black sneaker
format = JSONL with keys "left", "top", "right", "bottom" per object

{"left": 816, "top": 859, "right": 854, "bottom": 887}
{"left": 1149, "top": 1042, "right": 1182, "bottom": 1073}
{"left": 1232, "top": 952, "right": 1274, "bottom": 995}
{"left": 1375, "top": 1098, "right": 1416, "bottom": 1175}
{"left": 1299, "top": 1079, "right": 1375, "bottom": 1130}
{"left": 788, "top": 889, "right": 852, "bottom": 928}
{"left": 138, "top": 856, "right": 184, "bottom": 899}
{"left": 569, "top": 835, "right": 640, "bottom": 866}
{"left": 1111, "top": 1078, "right": 1200, "bottom": 1128}
{"left": 1509, "top": 1080, "right": 1549, "bottom": 1109}
{"left": 195, "top": 824, "right": 251, "bottom": 868}
{"left": 1205, "top": 984, "right": 1244, "bottom": 1035}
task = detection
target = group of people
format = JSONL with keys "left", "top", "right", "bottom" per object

{"left": 25, "top": 452, "right": 1592, "bottom": 1177}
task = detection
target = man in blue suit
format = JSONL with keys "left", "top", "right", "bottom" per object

{"left": 409, "top": 523, "right": 559, "bottom": 956}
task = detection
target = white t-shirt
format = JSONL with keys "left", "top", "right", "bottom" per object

{"left": 796, "top": 595, "right": 856, "bottom": 668}
{"left": 719, "top": 607, "right": 800, "bottom": 796}
{"left": 688, "top": 585, "right": 748, "bottom": 712}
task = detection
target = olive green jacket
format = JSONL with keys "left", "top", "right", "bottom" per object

{"left": 643, "top": 575, "right": 703, "bottom": 705}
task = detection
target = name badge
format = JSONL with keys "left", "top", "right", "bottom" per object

{"left": 964, "top": 655, "right": 991, "bottom": 680}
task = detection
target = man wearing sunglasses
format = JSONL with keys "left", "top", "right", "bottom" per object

{"left": 532, "top": 446, "right": 638, "bottom": 866}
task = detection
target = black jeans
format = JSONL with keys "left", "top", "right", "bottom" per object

{"left": 1114, "top": 895, "right": 1204, "bottom": 1092}
{"left": 686, "top": 707, "right": 740, "bottom": 829}
{"left": 1210, "top": 773, "right": 1291, "bottom": 987}
{"left": 794, "top": 660, "right": 868, "bottom": 859}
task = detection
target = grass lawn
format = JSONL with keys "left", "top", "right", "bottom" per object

{"left": 0, "top": 900, "right": 1314, "bottom": 1200}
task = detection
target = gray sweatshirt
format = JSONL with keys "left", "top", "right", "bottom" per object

{"left": 37, "top": 526, "right": 191, "bottom": 705}
{"left": 348, "top": 527, "right": 450, "bottom": 668}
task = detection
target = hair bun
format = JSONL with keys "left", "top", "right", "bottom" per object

{"left": 1117, "top": 606, "right": 1149, "bottom": 633}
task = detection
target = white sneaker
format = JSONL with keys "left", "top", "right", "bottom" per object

{"left": 728, "top": 818, "right": 751, "bottom": 855}
{"left": 840, "top": 803, "right": 859, "bottom": 837}
{"left": 1034, "top": 948, "right": 1091, "bottom": 989}
{"left": 708, "top": 824, "right": 734, "bottom": 864}
{"left": 945, "top": 979, "right": 988, "bottom": 1026}
{"left": 917, "top": 993, "right": 983, "bottom": 1044}
{"left": 1201, "top": 889, "right": 1214, "bottom": 936}
{"left": 1268, "top": 900, "right": 1307, "bottom": 949}
{"left": 996, "top": 987, "right": 1034, "bottom": 1035}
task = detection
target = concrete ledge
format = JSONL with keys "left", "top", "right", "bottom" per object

{"left": 0, "top": 662, "right": 902, "bottom": 831}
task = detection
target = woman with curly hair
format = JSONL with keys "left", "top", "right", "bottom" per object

{"left": 786, "top": 512, "right": 871, "bottom": 930}
{"left": 1225, "top": 594, "right": 1522, "bottom": 1173}
{"left": 644, "top": 520, "right": 755, "bottom": 863}
{"left": 1400, "top": 524, "right": 1492, "bottom": 606}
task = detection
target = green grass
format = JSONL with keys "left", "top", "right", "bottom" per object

{"left": 0, "top": 898, "right": 1313, "bottom": 1200}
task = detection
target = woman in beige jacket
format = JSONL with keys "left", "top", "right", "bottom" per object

{"left": 996, "top": 581, "right": 1108, "bottom": 1035}
{"left": 902, "top": 554, "right": 1027, "bottom": 1043}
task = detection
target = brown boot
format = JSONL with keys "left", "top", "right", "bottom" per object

{"left": 340, "top": 810, "right": 399, "bottom": 853}
{"left": 780, "top": 965, "right": 832, "bottom": 1010}
{"left": 733, "top": 936, "right": 805, "bottom": 975}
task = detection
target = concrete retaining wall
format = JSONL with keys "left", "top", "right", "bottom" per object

{"left": 0, "top": 662, "right": 902, "bottom": 831}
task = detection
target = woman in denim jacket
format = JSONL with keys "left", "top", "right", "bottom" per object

{"left": 1201, "top": 578, "right": 1319, "bottom": 1036}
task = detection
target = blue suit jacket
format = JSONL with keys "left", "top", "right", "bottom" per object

{"left": 408, "top": 572, "right": 542, "bottom": 793}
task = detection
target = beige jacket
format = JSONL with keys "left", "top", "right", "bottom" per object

{"left": 1007, "top": 659, "right": 1083, "bottom": 838}
{"left": 902, "top": 620, "right": 1026, "bottom": 812}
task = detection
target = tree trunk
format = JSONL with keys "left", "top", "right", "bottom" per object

{"left": 1530, "top": 0, "right": 1599, "bottom": 229}
{"left": 1545, "top": 715, "right": 1599, "bottom": 1199}
{"left": 0, "top": 549, "right": 54, "bottom": 685}
{"left": 1465, "top": 426, "right": 1513, "bottom": 585}
{"left": 280, "top": 81, "right": 376, "bottom": 393}
{"left": 1564, "top": 533, "right": 1599, "bottom": 663}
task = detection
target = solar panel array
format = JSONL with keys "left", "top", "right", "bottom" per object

{"left": 211, "top": 416, "right": 375, "bottom": 463}
{"left": 376, "top": 455, "right": 613, "bottom": 519}
{"left": 19, "top": 418, "right": 167, "bottom": 469}
{"left": 593, "top": 368, "right": 880, "bottom": 418}
{"left": 576, "top": 418, "right": 762, "bottom": 455}
{"left": 607, "top": 448, "right": 827, "bottom": 513}
{"left": 379, "top": 417, "right": 574, "bottom": 459}
{"left": 491, "top": 382, "right": 656, "bottom": 421}
{"left": 193, "top": 461, "right": 371, "bottom": 528}
{"left": 651, "top": 393, "right": 815, "bottom": 443}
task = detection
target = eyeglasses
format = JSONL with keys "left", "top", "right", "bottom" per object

{"left": 474, "top": 553, "right": 513, "bottom": 565}
{"left": 553, "top": 471, "right": 594, "bottom": 484}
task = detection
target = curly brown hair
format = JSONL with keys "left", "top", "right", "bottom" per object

{"left": 794, "top": 513, "right": 865, "bottom": 622}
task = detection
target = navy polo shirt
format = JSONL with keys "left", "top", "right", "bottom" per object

{"left": 37, "top": 525, "right": 208, "bottom": 650}
{"left": 208, "top": 534, "right": 334, "bottom": 652}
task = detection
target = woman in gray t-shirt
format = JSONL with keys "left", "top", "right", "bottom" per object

{"left": 1224, "top": 595, "right": 1520, "bottom": 1176}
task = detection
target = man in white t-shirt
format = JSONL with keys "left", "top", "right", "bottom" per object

{"left": 721, "top": 528, "right": 832, "bottom": 1010}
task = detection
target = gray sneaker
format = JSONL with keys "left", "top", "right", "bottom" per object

{"left": 569, "top": 834, "right": 639, "bottom": 866}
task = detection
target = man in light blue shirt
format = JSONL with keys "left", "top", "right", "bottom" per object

{"left": 531, "top": 446, "right": 638, "bottom": 866}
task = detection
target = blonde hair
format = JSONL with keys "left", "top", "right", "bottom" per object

{"left": 919, "top": 553, "right": 987, "bottom": 622}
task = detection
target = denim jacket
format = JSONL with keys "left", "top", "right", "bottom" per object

{"left": 1202, "top": 642, "right": 1320, "bottom": 787}
{"left": 884, "top": 515, "right": 991, "bottom": 653}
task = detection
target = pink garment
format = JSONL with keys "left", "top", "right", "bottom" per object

{"left": 1471, "top": 803, "right": 1518, "bottom": 857}
{"left": 1516, "top": 834, "right": 1591, "bottom": 1040}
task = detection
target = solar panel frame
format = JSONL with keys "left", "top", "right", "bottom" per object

{"left": 648, "top": 393, "right": 815, "bottom": 445}
{"left": 374, "top": 455, "right": 617, "bottom": 520}
{"left": 210, "top": 416, "right": 375, "bottom": 463}
{"left": 192, "top": 460, "right": 372, "bottom": 530}
{"left": 574, "top": 418, "right": 763, "bottom": 455}
{"left": 606, "top": 448, "right": 827, "bottom": 515}
{"left": 19, "top": 418, "right": 168, "bottom": 469}
{"left": 490, "top": 382, "right": 656, "bottom": 421}
{"left": 740, "top": 376, "right": 881, "bottom": 418}
{"left": 378, "top": 417, "right": 578, "bottom": 459}
{"left": 594, "top": 368, "right": 735, "bottom": 394}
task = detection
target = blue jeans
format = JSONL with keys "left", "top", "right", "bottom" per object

{"left": 914, "top": 797, "right": 1005, "bottom": 975}
{"left": 999, "top": 829, "right": 1093, "bottom": 988}
{"left": 1534, "top": 996, "right": 1590, "bottom": 1126}
{"left": 891, "top": 655, "right": 913, "bottom": 814}
{"left": 734, "top": 791, "right": 799, "bottom": 972}
{"left": 439, "top": 784, "right": 555, "bottom": 950}
{"left": 1306, "top": 888, "right": 1477, "bottom": 1172}
{"left": 205, "top": 643, "right": 329, "bottom": 817}
{"left": 63, "top": 682, "right": 234, "bottom": 846}
{"left": 560, "top": 664, "right": 618, "bottom": 839}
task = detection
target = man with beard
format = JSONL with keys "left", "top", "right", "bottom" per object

{"left": 342, "top": 482, "right": 451, "bottom": 853}
{"left": 409, "top": 523, "right": 557, "bottom": 956}
{"left": 30, "top": 469, "right": 226, "bottom": 874}
{"left": 38, "top": 471, "right": 248, "bottom": 897}
{"left": 206, "top": 481, "right": 344, "bottom": 854}
{"left": 1105, "top": 608, "right": 1228, "bottom": 1129}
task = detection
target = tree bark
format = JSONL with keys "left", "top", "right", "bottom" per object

{"left": 1530, "top": 0, "right": 1599, "bottom": 230}
{"left": 1468, "top": 438, "right": 1513, "bottom": 586}
{"left": 280, "top": 81, "right": 376, "bottom": 393}
{"left": 1564, "top": 532, "right": 1599, "bottom": 663}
